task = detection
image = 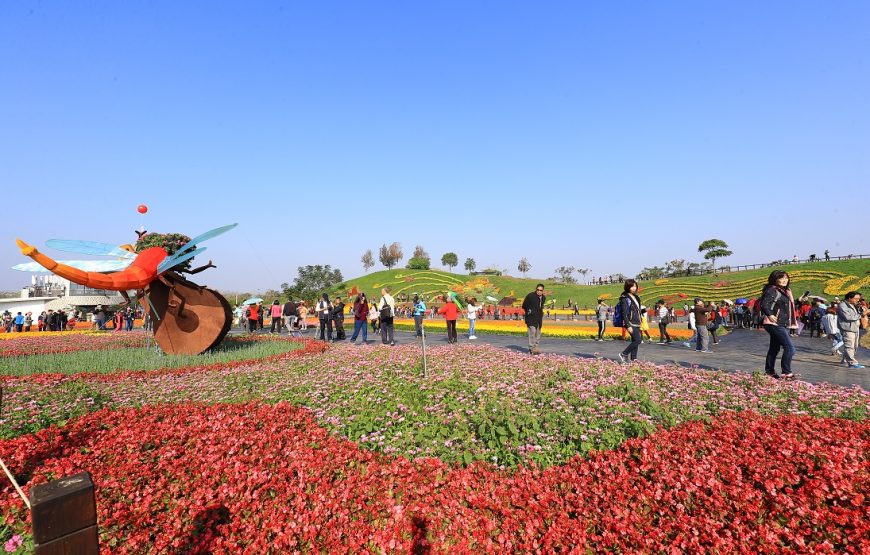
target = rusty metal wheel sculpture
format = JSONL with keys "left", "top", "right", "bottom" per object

{"left": 144, "top": 272, "right": 232, "bottom": 355}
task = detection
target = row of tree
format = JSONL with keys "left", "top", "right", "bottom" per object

{"left": 639, "top": 239, "right": 733, "bottom": 279}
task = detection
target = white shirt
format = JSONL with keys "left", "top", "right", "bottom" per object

{"left": 467, "top": 304, "right": 481, "bottom": 320}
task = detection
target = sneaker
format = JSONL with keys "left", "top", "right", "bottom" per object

{"left": 617, "top": 353, "right": 627, "bottom": 364}
{"left": 469, "top": 335, "right": 477, "bottom": 339}
{"left": 700, "top": 350, "right": 712, "bottom": 353}
{"left": 849, "top": 363, "right": 866, "bottom": 369}
{"left": 682, "top": 342, "right": 691, "bottom": 348}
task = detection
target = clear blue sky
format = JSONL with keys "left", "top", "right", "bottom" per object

{"left": 2, "top": 2, "right": 868, "bottom": 292}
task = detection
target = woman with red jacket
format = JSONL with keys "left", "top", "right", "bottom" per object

{"left": 349, "top": 293, "right": 369, "bottom": 344}
{"left": 438, "top": 293, "right": 459, "bottom": 344}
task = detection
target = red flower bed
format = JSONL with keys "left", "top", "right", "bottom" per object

{"left": 0, "top": 404, "right": 866, "bottom": 553}
{"left": 0, "top": 333, "right": 147, "bottom": 357}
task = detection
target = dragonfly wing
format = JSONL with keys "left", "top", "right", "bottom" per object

{"left": 46, "top": 239, "right": 137, "bottom": 259}
{"left": 157, "top": 223, "right": 237, "bottom": 272}
{"left": 13, "top": 259, "right": 133, "bottom": 272}
{"left": 157, "top": 247, "right": 207, "bottom": 274}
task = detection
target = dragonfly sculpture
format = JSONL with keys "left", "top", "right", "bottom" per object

{"left": 14, "top": 224, "right": 238, "bottom": 355}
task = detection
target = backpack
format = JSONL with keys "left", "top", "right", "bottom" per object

{"left": 612, "top": 297, "right": 625, "bottom": 327}
{"left": 379, "top": 300, "right": 393, "bottom": 320}
{"left": 809, "top": 308, "right": 822, "bottom": 323}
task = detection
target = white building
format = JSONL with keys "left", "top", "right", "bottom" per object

{"left": 0, "top": 275, "right": 125, "bottom": 320}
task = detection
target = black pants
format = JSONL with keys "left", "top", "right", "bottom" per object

{"left": 621, "top": 326, "right": 642, "bottom": 360}
{"left": 248, "top": 319, "right": 258, "bottom": 333}
{"left": 270, "top": 316, "right": 282, "bottom": 333}
{"left": 658, "top": 322, "right": 671, "bottom": 342}
{"left": 319, "top": 318, "right": 333, "bottom": 341}
{"left": 446, "top": 320, "right": 457, "bottom": 343}
{"left": 380, "top": 318, "right": 394, "bottom": 344}
{"left": 335, "top": 319, "right": 345, "bottom": 339}
{"left": 597, "top": 320, "right": 606, "bottom": 339}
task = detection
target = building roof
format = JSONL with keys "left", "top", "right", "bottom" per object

{"left": 45, "top": 295, "right": 125, "bottom": 311}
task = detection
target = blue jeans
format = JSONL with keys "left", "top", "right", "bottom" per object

{"left": 350, "top": 319, "right": 368, "bottom": 342}
{"left": 468, "top": 318, "right": 476, "bottom": 337}
{"left": 764, "top": 324, "right": 795, "bottom": 375}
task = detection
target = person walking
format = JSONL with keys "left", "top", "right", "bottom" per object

{"left": 377, "top": 287, "right": 396, "bottom": 345}
{"left": 270, "top": 300, "right": 283, "bottom": 333}
{"left": 13, "top": 312, "right": 24, "bottom": 333}
{"left": 760, "top": 270, "right": 798, "bottom": 379}
{"left": 282, "top": 297, "right": 297, "bottom": 332}
{"left": 837, "top": 291, "right": 866, "bottom": 368}
{"left": 639, "top": 306, "right": 652, "bottom": 343}
{"left": 332, "top": 296, "right": 346, "bottom": 340}
{"left": 595, "top": 299, "right": 609, "bottom": 341}
{"left": 618, "top": 280, "right": 642, "bottom": 363}
{"left": 23, "top": 312, "right": 32, "bottom": 332}
{"left": 349, "top": 293, "right": 369, "bottom": 343}
{"left": 466, "top": 297, "right": 482, "bottom": 339}
{"left": 656, "top": 302, "right": 672, "bottom": 343}
{"left": 246, "top": 302, "right": 259, "bottom": 333}
{"left": 822, "top": 306, "right": 844, "bottom": 356}
{"left": 412, "top": 294, "right": 426, "bottom": 337}
{"left": 438, "top": 293, "right": 460, "bottom": 343}
{"left": 316, "top": 293, "right": 333, "bottom": 341}
{"left": 297, "top": 302, "right": 309, "bottom": 330}
{"left": 522, "top": 284, "right": 546, "bottom": 354}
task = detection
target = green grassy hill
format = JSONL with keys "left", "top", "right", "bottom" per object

{"left": 336, "top": 259, "right": 870, "bottom": 307}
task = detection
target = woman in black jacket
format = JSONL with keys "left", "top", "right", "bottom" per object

{"left": 760, "top": 270, "right": 797, "bottom": 379}
{"left": 618, "top": 279, "right": 642, "bottom": 363}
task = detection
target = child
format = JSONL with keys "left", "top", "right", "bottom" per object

{"left": 639, "top": 306, "right": 652, "bottom": 343}
{"left": 466, "top": 297, "right": 482, "bottom": 339}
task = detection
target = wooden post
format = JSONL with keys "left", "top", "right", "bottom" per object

{"left": 30, "top": 472, "right": 99, "bottom": 555}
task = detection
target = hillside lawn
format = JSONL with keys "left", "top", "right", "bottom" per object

{"left": 336, "top": 259, "right": 870, "bottom": 309}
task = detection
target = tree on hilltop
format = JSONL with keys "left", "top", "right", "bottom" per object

{"left": 379, "top": 242, "right": 404, "bottom": 269}
{"left": 464, "top": 258, "right": 476, "bottom": 272}
{"left": 361, "top": 249, "right": 375, "bottom": 272}
{"left": 518, "top": 257, "right": 531, "bottom": 277}
{"left": 441, "top": 252, "right": 458, "bottom": 271}
{"left": 698, "top": 239, "right": 733, "bottom": 273}
{"left": 412, "top": 245, "right": 430, "bottom": 262}
{"left": 553, "top": 266, "right": 577, "bottom": 284}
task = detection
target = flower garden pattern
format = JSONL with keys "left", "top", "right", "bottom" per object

{"left": 0, "top": 335, "right": 867, "bottom": 553}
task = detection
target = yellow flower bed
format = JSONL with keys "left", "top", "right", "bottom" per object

{"left": 0, "top": 330, "right": 93, "bottom": 340}
{"left": 394, "top": 319, "right": 695, "bottom": 340}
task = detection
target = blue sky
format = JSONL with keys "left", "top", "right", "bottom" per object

{"left": 2, "top": 2, "right": 868, "bottom": 292}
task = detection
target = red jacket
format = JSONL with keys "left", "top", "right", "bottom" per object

{"left": 354, "top": 301, "right": 369, "bottom": 321}
{"left": 438, "top": 302, "right": 459, "bottom": 321}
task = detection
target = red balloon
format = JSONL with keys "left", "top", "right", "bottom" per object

{"left": 137, "top": 204, "right": 148, "bottom": 214}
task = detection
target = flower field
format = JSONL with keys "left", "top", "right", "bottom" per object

{"left": 0, "top": 335, "right": 867, "bottom": 552}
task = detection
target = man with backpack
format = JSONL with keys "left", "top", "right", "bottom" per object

{"left": 807, "top": 301, "right": 824, "bottom": 338}
{"left": 377, "top": 287, "right": 396, "bottom": 345}
{"left": 522, "top": 284, "right": 546, "bottom": 354}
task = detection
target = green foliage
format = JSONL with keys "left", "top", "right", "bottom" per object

{"left": 379, "top": 242, "right": 403, "bottom": 269}
{"left": 281, "top": 265, "right": 343, "bottom": 303}
{"left": 698, "top": 239, "right": 734, "bottom": 269}
{"left": 135, "top": 232, "right": 194, "bottom": 271}
{"left": 441, "top": 252, "right": 458, "bottom": 270}
{"left": 464, "top": 258, "right": 476, "bottom": 272}
{"left": 518, "top": 257, "right": 531, "bottom": 276}
{"left": 0, "top": 338, "right": 300, "bottom": 376}
{"left": 406, "top": 256, "right": 431, "bottom": 270}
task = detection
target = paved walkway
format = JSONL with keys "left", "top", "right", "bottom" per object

{"left": 283, "top": 326, "right": 868, "bottom": 390}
